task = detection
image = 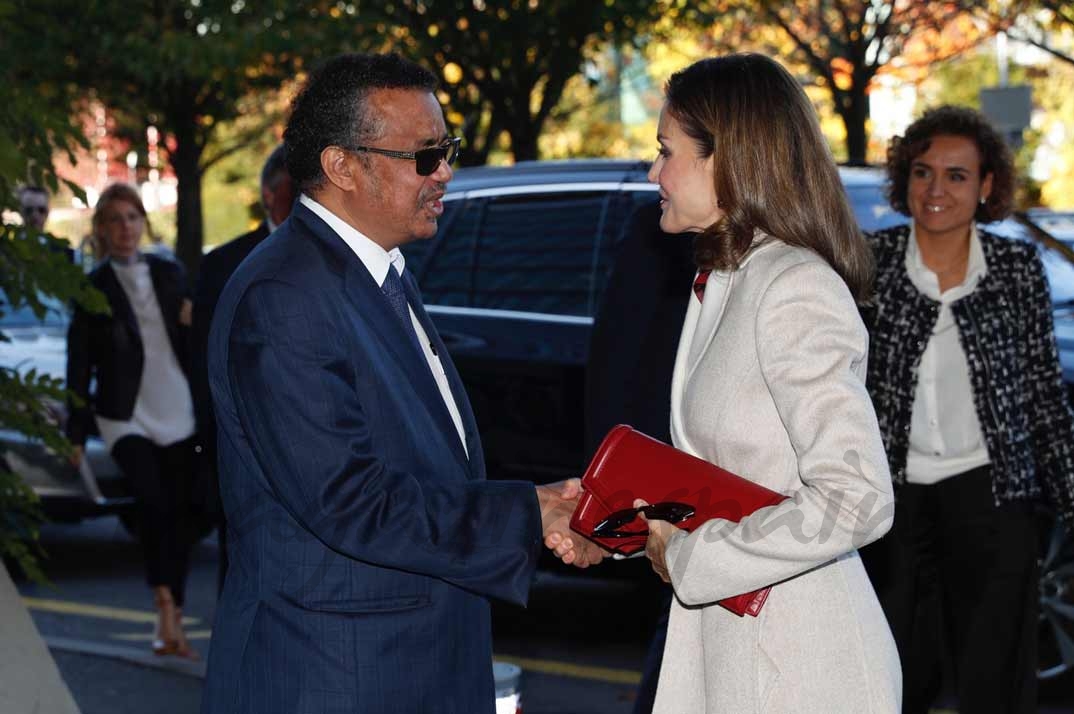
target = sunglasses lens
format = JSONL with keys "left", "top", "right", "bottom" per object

{"left": 646, "top": 502, "right": 695, "bottom": 523}
{"left": 415, "top": 147, "right": 442, "bottom": 176}
{"left": 592, "top": 501, "right": 696, "bottom": 537}
{"left": 415, "top": 139, "right": 461, "bottom": 176}
{"left": 592, "top": 508, "right": 636, "bottom": 536}
{"left": 444, "top": 138, "right": 460, "bottom": 166}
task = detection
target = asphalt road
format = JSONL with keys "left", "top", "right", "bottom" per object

{"left": 14, "top": 516, "right": 659, "bottom": 714}
{"left": 13, "top": 515, "right": 1074, "bottom": 714}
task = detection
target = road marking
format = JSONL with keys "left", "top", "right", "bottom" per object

{"left": 111, "top": 629, "right": 212, "bottom": 642}
{"left": 45, "top": 636, "right": 206, "bottom": 679}
{"left": 27, "top": 598, "right": 643, "bottom": 686}
{"left": 23, "top": 597, "right": 198, "bottom": 625}
{"left": 493, "top": 654, "right": 641, "bottom": 685}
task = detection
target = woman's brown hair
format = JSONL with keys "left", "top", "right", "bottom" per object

{"left": 664, "top": 53, "right": 872, "bottom": 301}
{"left": 884, "top": 105, "right": 1015, "bottom": 223}
{"left": 93, "top": 182, "right": 157, "bottom": 245}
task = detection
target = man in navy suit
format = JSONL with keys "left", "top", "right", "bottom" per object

{"left": 200, "top": 53, "right": 601, "bottom": 714}
{"left": 191, "top": 145, "right": 294, "bottom": 594}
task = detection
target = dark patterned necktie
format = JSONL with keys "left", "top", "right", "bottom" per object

{"left": 693, "top": 269, "right": 712, "bottom": 302}
{"left": 382, "top": 267, "right": 424, "bottom": 354}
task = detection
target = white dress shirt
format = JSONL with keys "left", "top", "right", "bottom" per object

{"left": 299, "top": 195, "right": 468, "bottom": 457}
{"left": 904, "top": 224, "right": 991, "bottom": 484}
{"left": 95, "top": 258, "right": 196, "bottom": 451}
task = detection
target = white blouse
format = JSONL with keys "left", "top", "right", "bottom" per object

{"left": 904, "top": 225, "right": 991, "bottom": 484}
{"left": 95, "top": 259, "right": 196, "bottom": 451}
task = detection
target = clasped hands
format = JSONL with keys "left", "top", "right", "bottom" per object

{"left": 537, "top": 482, "right": 677, "bottom": 581}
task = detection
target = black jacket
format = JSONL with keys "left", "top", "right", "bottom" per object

{"left": 66, "top": 254, "right": 191, "bottom": 445}
{"left": 190, "top": 222, "right": 271, "bottom": 465}
{"left": 863, "top": 224, "right": 1074, "bottom": 526}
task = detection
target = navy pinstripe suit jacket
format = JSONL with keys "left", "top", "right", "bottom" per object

{"left": 201, "top": 202, "right": 542, "bottom": 714}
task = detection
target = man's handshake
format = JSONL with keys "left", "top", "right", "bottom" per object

{"left": 535, "top": 479, "right": 608, "bottom": 568}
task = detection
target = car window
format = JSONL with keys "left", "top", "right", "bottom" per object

{"left": 468, "top": 191, "right": 614, "bottom": 316}
{"left": 1026, "top": 212, "right": 1074, "bottom": 304}
{"left": 1032, "top": 211, "right": 1074, "bottom": 250}
{"left": 845, "top": 184, "right": 906, "bottom": 233}
{"left": 403, "top": 199, "right": 477, "bottom": 307}
{"left": 1039, "top": 250, "right": 1074, "bottom": 305}
{"left": 0, "top": 290, "right": 69, "bottom": 328}
{"left": 986, "top": 219, "right": 1074, "bottom": 305}
{"left": 589, "top": 190, "right": 660, "bottom": 313}
{"left": 410, "top": 188, "right": 654, "bottom": 317}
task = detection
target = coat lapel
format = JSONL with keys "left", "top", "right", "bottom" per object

{"left": 402, "top": 270, "right": 484, "bottom": 479}
{"left": 669, "top": 284, "right": 700, "bottom": 457}
{"left": 685, "top": 270, "right": 734, "bottom": 385}
{"left": 293, "top": 205, "right": 473, "bottom": 475}
{"left": 146, "top": 257, "right": 183, "bottom": 360}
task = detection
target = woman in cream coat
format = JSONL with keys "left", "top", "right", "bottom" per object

{"left": 635, "top": 54, "right": 901, "bottom": 713}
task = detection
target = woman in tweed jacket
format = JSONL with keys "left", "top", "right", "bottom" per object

{"left": 862, "top": 105, "right": 1074, "bottom": 714}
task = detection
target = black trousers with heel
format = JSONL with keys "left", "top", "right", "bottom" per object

{"left": 867, "top": 465, "right": 1038, "bottom": 714}
{"left": 111, "top": 435, "right": 197, "bottom": 608}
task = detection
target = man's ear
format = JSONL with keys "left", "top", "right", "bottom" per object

{"left": 320, "top": 146, "right": 358, "bottom": 191}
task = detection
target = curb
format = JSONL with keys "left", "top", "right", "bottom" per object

{"left": 44, "top": 636, "right": 206, "bottom": 680}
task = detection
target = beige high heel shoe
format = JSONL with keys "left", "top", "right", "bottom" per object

{"left": 172, "top": 607, "right": 200, "bottom": 660}
{"left": 152, "top": 587, "right": 179, "bottom": 656}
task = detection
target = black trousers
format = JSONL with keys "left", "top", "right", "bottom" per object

{"left": 112, "top": 435, "right": 197, "bottom": 608}
{"left": 868, "top": 465, "right": 1038, "bottom": 714}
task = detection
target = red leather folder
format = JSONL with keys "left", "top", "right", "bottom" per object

{"left": 570, "top": 425, "right": 788, "bottom": 617}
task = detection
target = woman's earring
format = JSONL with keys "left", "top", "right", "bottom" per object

{"left": 979, "top": 196, "right": 987, "bottom": 205}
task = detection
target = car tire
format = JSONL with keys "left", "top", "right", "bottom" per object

{"left": 1038, "top": 514, "right": 1074, "bottom": 681}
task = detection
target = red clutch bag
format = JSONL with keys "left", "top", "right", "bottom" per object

{"left": 570, "top": 425, "right": 788, "bottom": 617}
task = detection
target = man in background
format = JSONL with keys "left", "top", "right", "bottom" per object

{"left": 190, "top": 145, "right": 294, "bottom": 593}
{"left": 17, "top": 185, "right": 50, "bottom": 233}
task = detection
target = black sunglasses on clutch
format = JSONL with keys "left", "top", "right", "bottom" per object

{"left": 591, "top": 501, "right": 695, "bottom": 538}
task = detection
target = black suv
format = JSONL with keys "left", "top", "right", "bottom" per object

{"left": 399, "top": 159, "right": 964, "bottom": 483}
{"left": 401, "top": 159, "right": 1074, "bottom": 680}
{"left": 401, "top": 160, "right": 664, "bottom": 484}
{"left": 403, "top": 159, "right": 1074, "bottom": 481}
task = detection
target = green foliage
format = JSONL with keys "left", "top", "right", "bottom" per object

{"left": 16, "top": 0, "right": 371, "bottom": 272}
{"left": 200, "top": 118, "right": 283, "bottom": 249}
{"left": 964, "top": 0, "right": 1074, "bottom": 68}
{"left": 0, "top": 2, "right": 109, "bottom": 582}
{"left": 351, "top": 0, "right": 674, "bottom": 163}
{"left": 0, "top": 469, "right": 47, "bottom": 583}
{"left": 708, "top": 0, "right": 971, "bottom": 164}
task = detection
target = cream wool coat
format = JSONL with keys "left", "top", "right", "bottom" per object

{"left": 652, "top": 239, "right": 901, "bottom": 714}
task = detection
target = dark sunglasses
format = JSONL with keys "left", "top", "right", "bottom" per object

{"left": 591, "top": 501, "right": 695, "bottom": 538}
{"left": 21, "top": 206, "right": 48, "bottom": 215}
{"left": 341, "top": 136, "right": 461, "bottom": 176}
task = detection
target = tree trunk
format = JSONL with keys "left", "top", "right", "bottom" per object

{"left": 508, "top": 122, "right": 539, "bottom": 163}
{"left": 458, "top": 107, "right": 502, "bottom": 167}
{"left": 839, "top": 85, "right": 871, "bottom": 167}
{"left": 170, "top": 112, "right": 205, "bottom": 279}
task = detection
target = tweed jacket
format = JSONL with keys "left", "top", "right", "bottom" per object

{"left": 863, "top": 224, "right": 1074, "bottom": 527}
